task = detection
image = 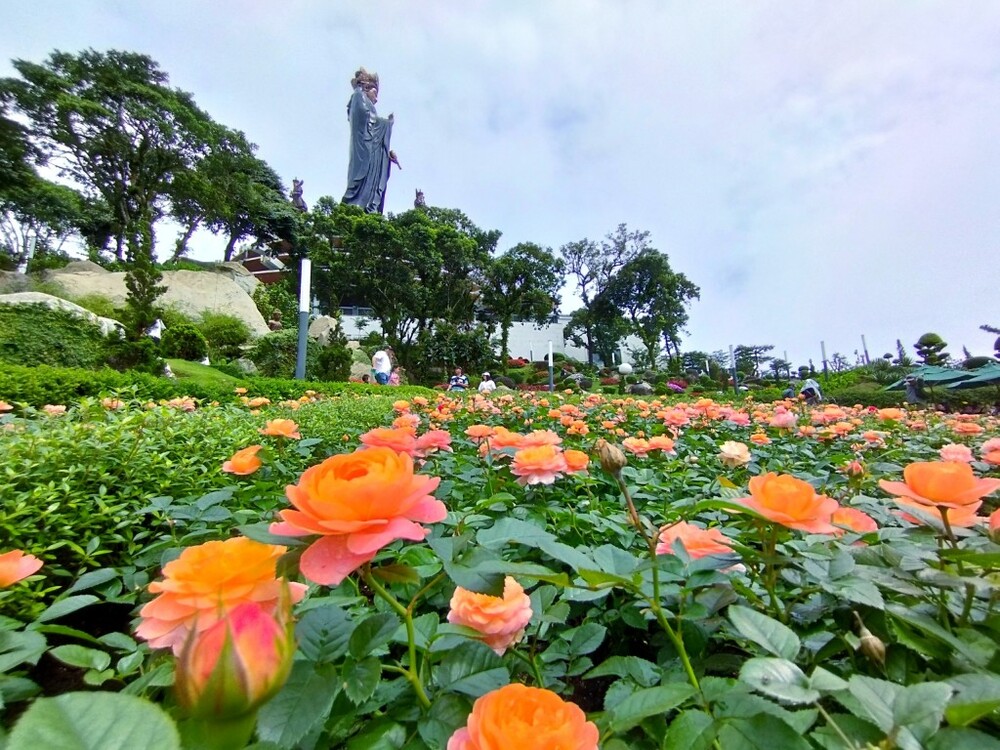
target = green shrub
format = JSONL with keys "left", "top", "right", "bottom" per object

{"left": 317, "top": 342, "right": 352, "bottom": 381}
{"left": 250, "top": 329, "right": 320, "bottom": 379}
{"left": 158, "top": 303, "right": 197, "bottom": 330}
{"left": 160, "top": 322, "right": 208, "bottom": 361}
{"left": 70, "top": 292, "right": 121, "bottom": 320}
{"left": 197, "top": 312, "right": 251, "bottom": 360}
{"left": 0, "top": 303, "right": 108, "bottom": 368}
{"left": 104, "top": 334, "right": 163, "bottom": 375}
{"left": 252, "top": 281, "right": 297, "bottom": 324}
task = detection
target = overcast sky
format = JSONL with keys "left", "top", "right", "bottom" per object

{"left": 3, "top": 1, "right": 999, "bottom": 367}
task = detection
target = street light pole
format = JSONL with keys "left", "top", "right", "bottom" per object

{"left": 295, "top": 258, "right": 312, "bottom": 380}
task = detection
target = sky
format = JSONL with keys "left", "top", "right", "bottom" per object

{"left": 3, "top": 0, "right": 999, "bottom": 368}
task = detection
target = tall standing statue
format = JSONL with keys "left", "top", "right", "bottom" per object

{"left": 290, "top": 179, "right": 308, "bottom": 212}
{"left": 342, "top": 67, "right": 400, "bottom": 214}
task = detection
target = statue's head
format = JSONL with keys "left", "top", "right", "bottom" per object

{"left": 351, "top": 68, "right": 379, "bottom": 103}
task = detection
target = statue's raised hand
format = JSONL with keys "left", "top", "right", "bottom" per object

{"left": 389, "top": 150, "right": 401, "bottom": 169}
{"left": 388, "top": 113, "right": 394, "bottom": 123}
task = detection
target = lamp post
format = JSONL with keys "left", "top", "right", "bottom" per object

{"left": 548, "top": 341, "right": 554, "bottom": 392}
{"left": 295, "top": 258, "right": 312, "bottom": 380}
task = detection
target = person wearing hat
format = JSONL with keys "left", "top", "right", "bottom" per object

{"left": 478, "top": 371, "right": 497, "bottom": 394}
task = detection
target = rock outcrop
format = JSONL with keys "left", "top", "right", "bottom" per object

{"left": 47, "top": 263, "right": 269, "bottom": 336}
{"left": 0, "top": 292, "right": 124, "bottom": 336}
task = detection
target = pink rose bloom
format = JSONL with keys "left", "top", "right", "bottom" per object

{"left": 768, "top": 408, "right": 798, "bottom": 429}
{"left": 415, "top": 430, "right": 453, "bottom": 458}
{"left": 448, "top": 577, "right": 533, "bottom": 655}
{"left": 939, "top": 443, "right": 974, "bottom": 463}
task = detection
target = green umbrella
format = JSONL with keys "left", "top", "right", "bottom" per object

{"left": 885, "top": 366, "right": 974, "bottom": 391}
{"left": 946, "top": 362, "right": 1000, "bottom": 389}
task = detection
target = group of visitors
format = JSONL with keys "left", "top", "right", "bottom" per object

{"left": 447, "top": 367, "right": 496, "bottom": 394}
{"left": 369, "top": 346, "right": 402, "bottom": 385}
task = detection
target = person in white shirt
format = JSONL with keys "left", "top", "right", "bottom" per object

{"left": 372, "top": 346, "right": 393, "bottom": 385}
{"left": 478, "top": 372, "right": 497, "bottom": 394}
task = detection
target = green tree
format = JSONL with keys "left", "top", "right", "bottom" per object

{"left": 0, "top": 173, "right": 85, "bottom": 268}
{"left": 480, "top": 242, "right": 564, "bottom": 372}
{"left": 559, "top": 224, "right": 649, "bottom": 364}
{"left": 734, "top": 344, "right": 775, "bottom": 379}
{"left": 599, "top": 249, "right": 700, "bottom": 369}
{"left": 914, "top": 332, "right": 949, "bottom": 366}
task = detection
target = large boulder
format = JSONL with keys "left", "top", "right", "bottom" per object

{"left": 308, "top": 315, "right": 341, "bottom": 347}
{"left": 0, "top": 292, "right": 123, "bottom": 336}
{"left": 47, "top": 265, "right": 269, "bottom": 336}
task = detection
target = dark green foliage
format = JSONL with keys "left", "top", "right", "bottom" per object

{"left": 104, "top": 334, "right": 163, "bottom": 375}
{"left": 914, "top": 332, "right": 949, "bottom": 366}
{"left": 0, "top": 303, "right": 107, "bottom": 368}
{"left": 962, "top": 356, "right": 996, "bottom": 370}
{"left": 250, "top": 328, "right": 321, "bottom": 379}
{"left": 196, "top": 312, "right": 250, "bottom": 360}
{"left": 252, "top": 281, "right": 297, "bottom": 324}
{"left": 313, "top": 319, "right": 353, "bottom": 382}
{"left": 159, "top": 321, "right": 208, "bottom": 361}
{"left": 416, "top": 322, "right": 494, "bottom": 376}
{"left": 0, "top": 362, "right": 434, "bottom": 408}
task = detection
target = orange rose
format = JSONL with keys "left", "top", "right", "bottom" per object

{"left": 563, "top": 449, "right": 590, "bottom": 474}
{"left": 831, "top": 507, "right": 878, "bottom": 535}
{"left": 359, "top": 427, "right": 418, "bottom": 455}
{"left": 448, "top": 577, "right": 533, "bottom": 655}
{"left": 447, "top": 684, "right": 599, "bottom": 750}
{"left": 260, "top": 419, "right": 301, "bottom": 439}
{"left": 953, "top": 422, "right": 984, "bottom": 436}
{"left": 271, "top": 448, "right": 445, "bottom": 585}
{"left": 877, "top": 408, "right": 905, "bottom": 422}
{"left": 656, "top": 522, "right": 734, "bottom": 559}
{"left": 136, "top": 538, "right": 306, "bottom": 654}
{"left": 0, "top": 549, "right": 43, "bottom": 587}
{"left": 749, "top": 432, "right": 772, "bottom": 446}
{"left": 735, "top": 473, "right": 839, "bottom": 533}
{"left": 222, "top": 445, "right": 263, "bottom": 475}
{"left": 0, "top": 400, "right": 13, "bottom": 412}
{"left": 989, "top": 507, "right": 1000, "bottom": 541}
{"left": 894, "top": 497, "right": 984, "bottom": 528}
{"left": 878, "top": 461, "right": 1000, "bottom": 510}
{"left": 510, "top": 445, "right": 568, "bottom": 486}
{"left": 648, "top": 435, "right": 675, "bottom": 453}
{"left": 519, "top": 429, "right": 562, "bottom": 448}
{"left": 465, "top": 425, "right": 495, "bottom": 442}
{"left": 393, "top": 400, "right": 411, "bottom": 413}
{"left": 622, "top": 437, "right": 651, "bottom": 456}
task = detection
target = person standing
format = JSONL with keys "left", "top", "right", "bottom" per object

{"left": 478, "top": 372, "right": 497, "bottom": 394}
{"left": 372, "top": 346, "right": 393, "bottom": 385}
{"left": 448, "top": 367, "right": 469, "bottom": 391}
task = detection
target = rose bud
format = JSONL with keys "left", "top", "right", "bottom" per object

{"left": 594, "top": 438, "right": 627, "bottom": 475}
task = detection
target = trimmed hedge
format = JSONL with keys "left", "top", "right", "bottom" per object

{"left": 0, "top": 303, "right": 108, "bottom": 369}
{"left": 0, "top": 363, "right": 436, "bottom": 408}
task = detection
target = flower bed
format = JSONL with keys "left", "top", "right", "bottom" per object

{"left": 1, "top": 392, "right": 999, "bottom": 748}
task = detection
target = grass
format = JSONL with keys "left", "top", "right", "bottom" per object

{"left": 165, "top": 359, "right": 240, "bottom": 387}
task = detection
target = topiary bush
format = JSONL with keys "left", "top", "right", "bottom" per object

{"left": 0, "top": 303, "right": 108, "bottom": 369}
{"left": 159, "top": 322, "right": 208, "bottom": 361}
{"left": 197, "top": 312, "right": 251, "bottom": 360}
{"left": 250, "top": 329, "right": 321, "bottom": 379}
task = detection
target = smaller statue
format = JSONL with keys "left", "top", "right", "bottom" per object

{"left": 290, "top": 179, "right": 308, "bottom": 212}
{"left": 414, "top": 189, "right": 426, "bottom": 209}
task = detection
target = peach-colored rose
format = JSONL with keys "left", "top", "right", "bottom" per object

{"left": 981, "top": 438, "right": 1000, "bottom": 465}
{"left": 393, "top": 400, "right": 411, "bottom": 413}
{"left": 222, "top": 445, "right": 263, "bottom": 476}
{"left": 939, "top": 443, "right": 974, "bottom": 463}
{"left": 486, "top": 427, "right": 524, "bottom": 452}
{"left": 0, "top": 550, "right": 43, "bottom": 587}
{"left": 465, "top": 425, "right": 495, "bottom": 442}
{"left": 0, "top": 400, "right": 13, "bottom": 412}
{"left": 879, "top": 461, "right": 1000, "bottom": 510}
{"left": 415, "top": 429, "right": 453, "bottom": 457}
{"left": 656, "top": 522, "right": 734, "bottom": 558}
{"left": 894, "top": 497, "right": 984, "bottom": 528}
{"left": 877, "top": 408, "right": 905, "bottom": 422}
{"left": 447, "top": 684, "right": 599, "bottom": 750}
{"left": 519, "top": 429, "right": 562, "bottom": 448}
{"left": 622, "top": 437, "right": 651, "bottom": 457}
{"left": 359, "top": 426, "right": 418, "bottom": 455}
{"left": 234, "top": 387, "right": 248, "bottom": 395}
{"left": 647, "top": 435, "right": 676, "bottom": 453}
{"left": 101, "top": 397, "right": 124, "bottom": 410}
{"left": 259, "top": 419, "right": 301, "bottom": 439}
{"left": 718, "top": 441, "right": 751, "bottom": 468}
{"left": 989, "top": 507, "right": 1000, "bottom": 540}
{"left": 735, "top": 473, "right": 839, "bottom": 533}
{"left": 42, "top": 404, "right": 66, "bottom": 416}
{"left": 175, "top": 601, "right": 294, "bottom": 718}
{"left": 136, "top": 538, "right": 306, "bottom": 654}
{"left": 831, "top": 507, "right": 878, "bottom": 535}
{"left": 510, "top": 445, "right": 568, "bottom": 486}
{"left": 271, "top": 448, "right": 445, "bottom": 585}
{"left": 749, "top": 432, "right": 772, "bottom": 446}
{"left": 448, "top": 577, "right": 533, "bottom": 655}
{"left": 952, "top": 422, "right": 984, "bottom": 436}
{"left": 247, "top": 396, "right": 270, "bottom": 408}
{"left": 563, "top": 449, "right": 590, "bottom": 475}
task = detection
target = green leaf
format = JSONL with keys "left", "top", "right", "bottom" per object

{"left": 36, "top": 595, "right": 99, "bottom": 623}
{"left": 417, "top": 693, "right": 470, "bottom": 748}
{"left": 926, "top": 727, "right": 1000, "bottom": 750}
{"left": 608, "top": 683, "right": 696, "bottom": 732}
{"left": 371, "top": 563, "right": 420, "bottom": 585}
{"left": 64, "top": 569, "right": 120, "bottom": 595}
{"left": 345, "top": 718, "right": 406, "bottom": 750}
{"left": 256, "top": 662, "right": 339, "bottom": 747}
{"left": 586, "top": 656, "right": 661, "bottom": 687}
{"left": 48, "top": 645, "right": 111, "bottom": 672}
{"left": 567, "top": 623, "right": 607, "bottom": 656}
{"left": 349, "top": 612, "right": 401, "bottom": 659}
{"left": 839, "top": 675, "right": 899, "bottom": 732}
{"left": 435, "top": 642, "right": 510, "bottom": 697}
{"left": 0, "top": 631, "right": 47, "bottom": 672}
{"left": 342, "top": 656, "right": 381, "bottom": 705}
{"left": 717, "top": 714, "right": 812, "bottom": 749}
{"left": 296, "top": 603, "right": 353, "bottom": 663}
{"left": 945, "top": 674, "right": 1000, "bottom": 726}
{"left": 728, "top": 605, "right": 800, "bottom": 660}
{"left": 740, "top": 658, "right": 819, "bottom": 705}
{"left": 476, "top": 518, "right": 594, "bottom": 572}
{"left": 663, "top": 709, "right": 717, "bottom": 750}
{"left": 821, "top": 576, "right": 884, "bottom": 609}
{"left": 7, "top": 692, "right": 179, "bottom": 750}
{"left": 893, "top": 682, "right": 952, "bottom": 738}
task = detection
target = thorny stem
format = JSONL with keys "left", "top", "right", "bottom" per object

{"left": 815, "top": 702, "right": 858, "bottom": 749}
{"left": 362, "top": 567, "right": 431, "bottom": 710}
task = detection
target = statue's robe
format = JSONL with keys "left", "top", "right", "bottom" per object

{"left": 342, "top": 87, "right": 394, "bottom": 214}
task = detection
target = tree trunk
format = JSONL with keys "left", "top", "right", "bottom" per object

{"left": 172, "top": 218, "right": 200, "bottom": 261}
{"left": 500, "top": 318, "right": 511, "bottom": 373}
{"left": 224, "top": 234, "right": 239, "bottom": 262}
